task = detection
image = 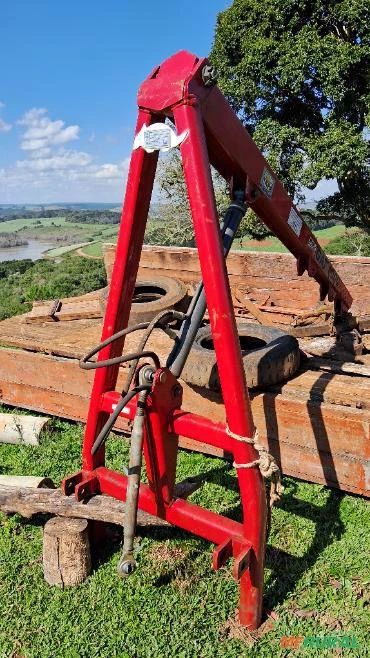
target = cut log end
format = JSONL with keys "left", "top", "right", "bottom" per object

{"left": 43, "top": 516, "right": 91, "bottom": 587}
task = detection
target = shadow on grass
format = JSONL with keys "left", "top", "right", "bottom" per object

{"left": 264, "top": 487, "right": 344, "bottom": 609}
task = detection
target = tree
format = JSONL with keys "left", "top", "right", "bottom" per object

{"left": 145, "top": 151, "right": 232, "bottom": 247}
{"left": 210, "top": 0, "right": 370, "bottom": 231}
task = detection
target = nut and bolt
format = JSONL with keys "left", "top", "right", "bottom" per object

{"left": 202, "top": 64, "right": 218, "bottom": 87}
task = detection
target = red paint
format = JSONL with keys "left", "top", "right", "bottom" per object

{"left": 65, "top": 50, "right": 351, "bottom": 629}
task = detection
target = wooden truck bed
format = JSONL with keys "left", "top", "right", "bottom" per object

{"left": 0, "top": 247, "right": 369, "bottom": 496}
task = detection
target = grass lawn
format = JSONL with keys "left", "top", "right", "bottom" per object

{"left": 80, "top": 241, "right": 105, "bottom": 257}
{"left": 239, "top": 224, "right": 346, "bottom": 253}
{"left": 73, "top": 225, "right": 348, "bottom": 260}
{"left": 44, "top": 242, "right": 93, "bottom": 258}
{"left": 0, "top": 409, "right": 368, "bottom": 657}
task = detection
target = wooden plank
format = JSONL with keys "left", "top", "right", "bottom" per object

{"left": 23, "top": 297, "right": 102, "bottom": 323}
{"left": 0, "top": 347, "right": 368, "bottom": 495}
{"left": 104, "top": 245, "right": 370, "bottom": 315}
{"left": 306, "top": 357, "right": 370, "bottom": 378}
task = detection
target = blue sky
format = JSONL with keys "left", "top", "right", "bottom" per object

{"left": 0, "top": 0, "right": 336, "bottom": 204}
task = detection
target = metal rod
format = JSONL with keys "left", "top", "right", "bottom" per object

{"left": 167, "top": 192, "right": 247, "bottom": 377}
{"left": 117, "top": 389, "right": 149, "bottom": 576}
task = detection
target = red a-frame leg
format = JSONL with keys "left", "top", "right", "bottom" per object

{"left": 173, "top": 101, "right": 267, "bottom": 627}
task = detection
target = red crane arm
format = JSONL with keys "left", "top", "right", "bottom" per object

{"left": 138, "top": 50, "right": 352, "bottom": 313}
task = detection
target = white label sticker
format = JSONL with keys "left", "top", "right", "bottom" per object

{"left": 287, "top": 207, "right": 303, "bottom": 237}
{"left": 133, "top": 122, "right": 188, "bottom": 153}
{"left": 260, "top": 168, "right": 275, "bottom": 198}
{"left": 144, "top": 128, "right": 171, "bottom": 151}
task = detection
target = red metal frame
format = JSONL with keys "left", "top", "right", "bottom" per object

{"left": 63, "top": 51, "right": 352, "bottom": 629}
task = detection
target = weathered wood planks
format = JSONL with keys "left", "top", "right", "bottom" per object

{"left": 0, "top": 346, "right": 368, "bottom": 496}
{"left": 104, "top": 245, "right": 370, "bottom": 316}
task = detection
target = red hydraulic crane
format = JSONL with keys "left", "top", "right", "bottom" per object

{"left": 62, "top": 51, "right": 352, "bottom": 629}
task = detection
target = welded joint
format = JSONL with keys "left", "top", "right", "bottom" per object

{"left": 212, "top": 539, "right": 252, "bottom": 580}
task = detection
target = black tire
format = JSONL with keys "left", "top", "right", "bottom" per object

{"left": 182, "top": 322, "right": 300, "bottom": 390}
{"left": 99, "top": 276, "right": 188, "bottom": 325}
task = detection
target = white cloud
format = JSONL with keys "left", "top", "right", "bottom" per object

{"left": 29, "top": 147, "right": 52, "bottom": 159}
{"left": 0, "top": 118, "right": 12, "bottom": 133}
{"left": 94, "top": 163, "right": 121, "bottom": 179}
{"left": 17, "top": 149, "right": 92, "bottom": 172}
{"left": 18, "top": 107, "right": 79, "bottom": 152}
{"left": 0, "top": 106, "right": 131, "bottom": 202}
{"left": 0, "top": 101, "right": 5, "bottom": 109}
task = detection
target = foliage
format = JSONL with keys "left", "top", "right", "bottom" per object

{"left": 65, "top": 210, "right": 121, "bottom": 224}
{"left": 0, "top": 256, "right": 107, "bottom": 321}
{"left": 324, "top": 228, "right": 370, "bottom": 256}
{"left": 0, "top": 259, "right": 34, "bottom": 279}
{"left": 236, "top": 209, "right": 271, "bottom": 241}
{"left": 0, "top": 411, "right": 369, "bottom": 657}
{"left": 146, "top": 151, "right": 196, "bottom": 247}
{"left": 0, "top": 208, "right": 62, "bottom": 222}
{"left": 147, "top": 151, "right": 270, "bottom": 245}
{"left": 300, "top": 211, "right": 341, "bottom": 231}
{"left": 211, "top": 0, "right": 370, "bottom": 229}
{"left": 317, "top": 181, "right": 370, "bottom": 232}
{"left": 0, "top": 232, "right": 28, "bottom": 248}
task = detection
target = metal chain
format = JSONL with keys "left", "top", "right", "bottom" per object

{"left": 226, "top": 426, "right": 284, "bottom": 507}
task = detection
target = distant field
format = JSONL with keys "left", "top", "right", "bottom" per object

{"left": 240, "top": 223, "right": 346, "bottom": 253}
{"left": 67, "top": 224, "right": 348, "bottom": 260}
{"left": 0, "top": 216, "right": 347, "bottom": 259}
{"left": 0, "top": 216, "right": 66, "bottom": 233}
{"left": 0, "top": 216, "right": 120, "bottom": 255}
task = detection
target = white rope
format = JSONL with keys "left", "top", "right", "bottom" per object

{"left": 226, "top": 425, "right": 284, "bottom": 507}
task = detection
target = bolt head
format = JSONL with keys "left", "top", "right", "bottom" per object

{"left": 202, "top": 64, "right": 218, "bottom": 87}
{"left": 172, "top": 384, "right": 182, "bottom": 398}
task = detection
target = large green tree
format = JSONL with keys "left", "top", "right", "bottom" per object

{"left": 210, "top": 0, "right": 370, "bottom": 230}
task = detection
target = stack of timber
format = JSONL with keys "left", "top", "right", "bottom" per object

{"left": 0, "top": 246, "right": 369, "bottom": 497}
{"left": 104, "top": 245, "right": 370, "bottom": 321}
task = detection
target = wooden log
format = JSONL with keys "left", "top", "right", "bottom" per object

{"left": 43, "top": 517, "right": 91, "bottom": 586}
{"left": 0, "top": 413, "right": 50, "bottom": 445}
{"left": 0, "top": 476, "right": 54, "bottom": 488}
{"left": 0, "top": 486, "right": 170, "bottom": 526}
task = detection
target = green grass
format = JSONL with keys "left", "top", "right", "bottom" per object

{"left": 44, "top": 242, "right": 92, "bottom": 257}
{"left": 239, "top": 224, "right": 346, "bottom": 253}
{"left": 81, "top": 241, "right": 105, "bottom": 257}
{"left": 0, "top": 409, "right": 368, "bottom": 658}
{"left": 0, "top": 216, "right": 66, "bottom": 233}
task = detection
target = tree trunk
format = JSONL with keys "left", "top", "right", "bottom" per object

{"left": 43, "top": 517, "right": 91, "bottom": 587}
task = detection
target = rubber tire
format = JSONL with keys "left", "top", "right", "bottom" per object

{"left": 182, "top": 322, "right": 300, "bottom": 390}
{"left": 99, "top": 276, "right": 188, "bottom": 325}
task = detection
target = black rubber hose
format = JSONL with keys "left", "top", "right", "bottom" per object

{"left": 91, "top": 384, "right": 151, "bottom": 456}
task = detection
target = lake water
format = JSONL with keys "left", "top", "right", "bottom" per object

{"left": 0, "top": 239, "right": 56, "bottom": 263}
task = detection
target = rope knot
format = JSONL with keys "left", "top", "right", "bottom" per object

{"left": 228, "top": 426, "right": 284, "bottom": 507}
